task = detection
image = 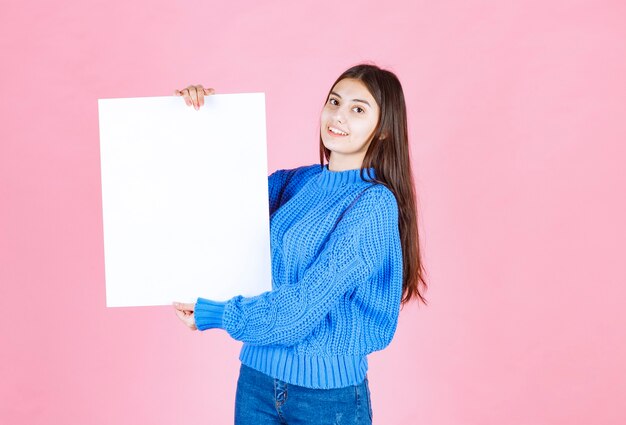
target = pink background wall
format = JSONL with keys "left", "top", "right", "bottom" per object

{"left": 1, "top": 0, "right": 625, "bottom": 423}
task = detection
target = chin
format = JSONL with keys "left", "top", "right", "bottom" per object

{"left": 322, "top": 141, "right": 342, "bottom": 155}
{"left": 320, "top": 137, "right": 334, "bottom": 151}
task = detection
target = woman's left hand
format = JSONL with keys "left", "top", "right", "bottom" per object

{"left": 173, "top": 302, "right": 197, "bottom": 331}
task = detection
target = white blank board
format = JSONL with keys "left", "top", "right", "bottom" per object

{"left": 98, "top": 93, "right": 272, "bottom": 307}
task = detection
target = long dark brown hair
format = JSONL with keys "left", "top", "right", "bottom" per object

{"left": 319, "top": 63, "right": 428, "bottom": 307}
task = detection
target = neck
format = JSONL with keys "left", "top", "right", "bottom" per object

{"left": 327, "top": 152, "right": 366, "bottom": 171}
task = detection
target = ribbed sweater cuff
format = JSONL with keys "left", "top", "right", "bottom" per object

{"left": 194, "top": 298, "right": 227, "bottom": 331}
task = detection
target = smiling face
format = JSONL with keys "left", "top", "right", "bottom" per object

{"left": 320, "top": 78, "right": 380, "bottom": 171}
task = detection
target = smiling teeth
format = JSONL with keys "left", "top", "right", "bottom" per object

{"left": 329, "top": 127, "right": 348, "bottom": 135}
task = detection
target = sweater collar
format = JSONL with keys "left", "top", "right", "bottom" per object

{"left": 317, "top": 164, "right": 377, "bottom": 189}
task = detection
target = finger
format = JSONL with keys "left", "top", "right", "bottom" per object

{"left": 195, "top": 85, "right": 205, "bottom": 107}
{"left": 175, "top": 309, "right": 185, "bottom": 321}
{"left": 187, "top": 85, "right": 198, "bottom": 109}
{"left": 181, "top": 302, "right": 195, "bottom": 311}
{"left": 204, "top": 87, "right": 215, "bottom": 96}
{"left": 188, "top": 316, "right": 197, "bottom": 330}
{"left": 179, "top": 88, "right": 192, "bottom": 107}
{"left": 175, "top": 309, "right": 193, "bottom": 328}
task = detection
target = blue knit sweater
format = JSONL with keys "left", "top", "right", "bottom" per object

{"left": 194, "top": 163, "right": 403, "bottom": 389}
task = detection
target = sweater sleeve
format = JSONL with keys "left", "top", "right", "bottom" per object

{"left": 268, "top": 165, "right": 322, "bottom": 215}
{"left": 268, "top": 168, "right": 289, "bottom": 215}
{"left": 194, "top": 186, "right": 399, "bottom": 346}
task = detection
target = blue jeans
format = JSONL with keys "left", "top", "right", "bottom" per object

{"left": 234, "top": 363, "right": 373, "bottom": 424}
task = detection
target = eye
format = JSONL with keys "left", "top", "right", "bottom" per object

{"left": 328, "top": 98, "right": 339, "bottom": 106}
{"left": 353, "top": 106, "right": 364, "bottom": 113}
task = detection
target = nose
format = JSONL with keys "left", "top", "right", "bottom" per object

{"left": 332, "top": 108, "right": 345, "bottom": 124}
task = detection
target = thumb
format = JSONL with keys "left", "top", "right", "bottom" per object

{"left": 173, "top": 301, "right": 195, "bottom": 311}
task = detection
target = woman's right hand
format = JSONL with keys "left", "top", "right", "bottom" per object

{"left": 173, "top": 85, "right": 215, "bottom": 110}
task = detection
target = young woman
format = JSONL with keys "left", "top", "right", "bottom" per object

{"left": 173, "top": 64, "right": 427, "bottom": 424}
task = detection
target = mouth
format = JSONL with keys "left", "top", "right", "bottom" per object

{"left": 327, "top": 125, "right": 349, "bottom": 137}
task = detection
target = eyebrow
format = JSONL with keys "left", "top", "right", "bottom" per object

{"left": 330, "top": 91, "right": 371, "bottom": 107}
